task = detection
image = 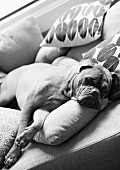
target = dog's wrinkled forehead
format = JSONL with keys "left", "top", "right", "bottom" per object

{"left": 77, "top": 59, "right": 111, "bottom": 79}
{"left": 74, "top": 59, "right": 112, "bottom": 93}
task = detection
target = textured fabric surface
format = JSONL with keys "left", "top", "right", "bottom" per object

{"left": 52, "top": 56, "right": 79, "bottom": 67}
{"left": 0, "top": 17, "right": 43, "bottom": 73}
{"left": 102, "top": 1, "right": 120, "bottom": 39}
{"left": 40, "top": 0, "right": 112, "bottom": 47}
{"left": 35, "top": 46, "right": 70, "bottom": 64}
{"left": 34, "top": 100, "right": 99, "bottom": 145}
{"left": 0, "top": 107, "right": 20, "bottom": 169}
{"left": 66, "top": 37, "right": 102, "bottom": 61}
{"left": 6, "top": 100, "right": 120, "bottom": 170}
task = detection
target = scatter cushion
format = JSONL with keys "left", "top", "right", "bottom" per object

{"left": 34, "top": 100, "right": 100, "bottom": 145}
{"left": 102, "top": 1, "right": 120, "bottom": 40}
{"left": 52, "top": 56, "right": 79, "bottom": 67}
{"left": 66, "top": 37, "right": 102, "bottom": 61}
{"left": 40, "top": 0, "right": 112, "bottom": 47}
{"left": 0, "top": 107, "right": 20, "bottom": 169}
{"left": 35, "top": 46, "right": 70, "bottom": 64}
{"left": 0, "top": 17, "right": 43, "bottom": 73}
{"left": 83, "top": 32, "right": 120, "bottom": 101}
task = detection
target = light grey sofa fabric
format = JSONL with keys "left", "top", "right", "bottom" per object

{"left": 3, "top": 99, "right": 120, "bottom": 170}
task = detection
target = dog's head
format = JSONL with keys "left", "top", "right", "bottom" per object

{"left": 65, "top": 59, "right": 112, "bottom": 110}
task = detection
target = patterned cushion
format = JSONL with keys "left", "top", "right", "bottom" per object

{"left": 84, "top": 33, "right": 120, "bottom": 71}
{"left": 0, "top": 107, "right": 20, "bottom": 169}
{"left": 83, "top": 32, "right": 120, "bottom": 101}
{"left": 40, "top": 0, "right": 113, "bottom": 47}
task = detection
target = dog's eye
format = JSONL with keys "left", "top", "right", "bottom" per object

{"left": 84, "top": 76, "right": 95, "bottom": 85}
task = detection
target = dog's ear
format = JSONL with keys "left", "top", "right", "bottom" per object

{"left": 62, "top": 80, "right": 73, "bottom": 98}
{"left": 111, "top": 72, "right": 119, "bottom": 85}
{"left": 108, "top": 71, "right": 120, "bottom": 101}
{"left": 78, "top": 59, "right": 93, "bottom": 73}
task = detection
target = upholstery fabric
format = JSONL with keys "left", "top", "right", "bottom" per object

{"left": 40, "top": 1, "right": 111, "bottom": 47}
{"left": 0, "top": 17, "right": 43, "bottom": 73}
{"left": 102, "top": 1, "right": 120, "bottom": 40}
{"left": 35, "top": 46, "right": 70, "bottom": 64}
{"left": 66, "top": 37, "right": 102, "bottom": 61}
{"left": 5, "top": 100, "right": 120, "bottom": 170}
{"left": 0, "top": 108, "right": 20, "bottom": 169}
{"left": 34, "top": 100, "right": 99, "bottom": 145}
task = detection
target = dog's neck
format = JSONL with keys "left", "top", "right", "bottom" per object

{"left": 63, "top": 66, "right": 80, "bottom": 98}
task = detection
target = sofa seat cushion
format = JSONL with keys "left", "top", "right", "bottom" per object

{"left": 5, "top": 99, "right": 120, "bottom": 170}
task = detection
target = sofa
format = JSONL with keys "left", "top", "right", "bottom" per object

{"left": 1, "top": 0, "right": 120, "bottom": 169}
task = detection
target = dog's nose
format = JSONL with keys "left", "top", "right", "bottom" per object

{"left": 92, "top": 89, "right": 99, "bottom": 98}
{"left": 92, "top": 89, "right": 101, "bottom": 109}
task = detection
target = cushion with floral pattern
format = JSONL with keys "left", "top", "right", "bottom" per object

{"left": 40, "top": 0, "right": 113, "bottom": 47}
{"left": 83, "top": 32, "right": 120, "bottom": 101}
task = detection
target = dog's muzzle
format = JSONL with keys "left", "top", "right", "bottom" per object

{"left": 73, "top": 86, "right": 102, "bottom": 110}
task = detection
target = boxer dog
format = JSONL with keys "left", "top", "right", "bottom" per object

{"left": 0, "top": 59, "right": 112, "bottom": 168}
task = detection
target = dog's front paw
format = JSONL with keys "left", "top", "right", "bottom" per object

{"left": 4, "top": 146, "right": 21, "bottom": 169}
{"left": 16, "top": 125, "right": 39, "bottom": 148}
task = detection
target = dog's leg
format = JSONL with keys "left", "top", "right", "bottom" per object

{"left": 4, "top": 108, "right": 49, "bottom": 168}
{"left": 4, "top": 105, "right": 34, "bottom": 168}
{"left": 0, "top": 73, "right": 18, "bottom": 106}
{"left": 16, "top": 109, "right": 50, "bottom": 148}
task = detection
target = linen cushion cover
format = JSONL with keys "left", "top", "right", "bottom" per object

{"left": 34, "top": 100, "right": 100, "bottom": 145}
{"left": 102, "top": 1, "right": 120, "bottom": 40}
{"left": 0, "top": 17, "right": 43, "bottom": 73}
{"left": 35, "top": 46, "right": 70, "bottom": 64}
{"left": 66, "top": 37, "right": 102, "bottom": 61}
{"left": 40, "top": 0, "right": 112, "bottom": 47}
